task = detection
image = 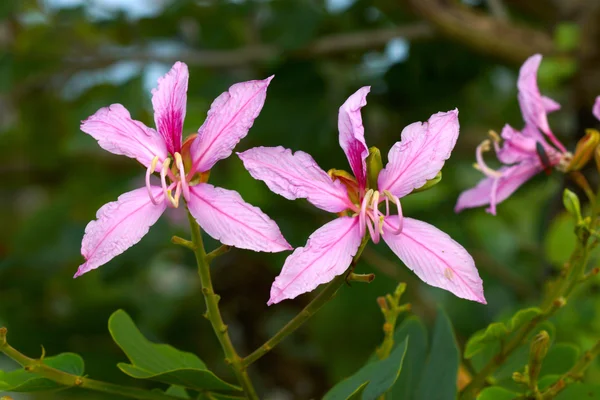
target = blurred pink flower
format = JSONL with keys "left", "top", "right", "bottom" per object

{"left": 239, "top": 87, "right": 485, "bottom": 305}
{"left": 455, "top": 54, "right": 572, "bottom": 215}
{"left": 76, "top": 62, "right": 291, "bottom": 278}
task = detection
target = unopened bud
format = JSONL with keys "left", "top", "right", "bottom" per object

{"left": 366, "top": 147, "right": 383, "bottom": 189}
{"left": 569, "top": 129, "right": 600, "bottom": 171}
{"left": 563, "top": 189, "right": 582, "bottom": 222}
{"left": 411, "top": 171, "right": 442, "bottom": 194}
{"left": 512, "top": 371, "right": 528, "bottom": 384}
{"left": 377, "top": 296, "right": 389, "bottom": 311}
{"left": 528, "top": 330, "right": 550, "bottom": 387}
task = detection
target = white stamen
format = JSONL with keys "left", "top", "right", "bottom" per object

{"left": 146, "top": 156, "right": 160, "bottom": 205}
{"left": 161, "top": 158, "right": 172, "bottom": 205}
{"left": 174, "top": 152, "right": 190, "bottom": 201}
{"left": 359, "top": 189, "right": 374, "bottom": 238}
{"left": 383, "top": 190, "right": 403, "bottom": 234}
{"left": 476, "top": 140, "right": 503, "bottom": 178}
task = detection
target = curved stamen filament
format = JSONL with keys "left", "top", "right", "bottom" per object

{"left": 383, "top": 190, "right": 403, "bottom": 234}
{"left": 160, "top": 158, "right": 177, "bottom": 207}
{"left": 371, "top": 190, "right": 381, "bottom": 243}
{"left": 475, "top": 140, "right": 503, "bottom": 179}
{"left": 146, "top": 156, "right": 160, "bottom": 205}
{"left": 359, "top": 189, "right": 374, "bottom": 238}
{"left": 174, "top": 152, "right": 189, "bottom": 201}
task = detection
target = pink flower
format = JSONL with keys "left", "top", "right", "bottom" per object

{"left": 455, "top": 54, "right": 572, "bottom": 215}
{"left": 239, "top": 87, "right": 485, "bottom": 305}
{"left": 76, "top": 62, "right": 291, "bottom": 278}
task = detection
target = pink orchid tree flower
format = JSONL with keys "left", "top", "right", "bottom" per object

{"left": 76, "top": 62, "right": 291, "bottom": 278}
{"left": 455, "top": 54, "right": 574, "bottom": 215}
{"left": 239, "top": 87, "right": 486, "bottom": 305}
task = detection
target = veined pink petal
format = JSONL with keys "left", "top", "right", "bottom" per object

{"left": 187, "top": 183, "right": 291, "bottom": 252}
{"left": 517, "top": 54, "right": 565, "bottom": 152}
{"left": 593, "top": 96, "right": 600, "bottom": 121}
{"left": 454, "top": 160, "right": 542, "bottom": 215}
{"left": 191, "top": 77, "right": 273, "bottom": 173}
{"left": 496, "top": 124, "right": 538, "bottom": 164}
{"left": 382, "top": 217, "right": 486, "bottom": 303}
{"left": 338, "top": 87, "right": 370, "bottom": 190}
{"left": 268, "top": 216, "right": 362, "bottom": 305}
{"left": 81, "top": 104, "right": 169, "bottom": 168}
{"left": 238, "top": 146, "right": 353, "bottom": 213}
{"left": 151, "top": 61, "right": 189, "bottom": 155}
{"left": 378, "top": 110, "right": 459, "bottom": 198}
{"left": 75, "top": 187, "right": 167, "bottom": 278}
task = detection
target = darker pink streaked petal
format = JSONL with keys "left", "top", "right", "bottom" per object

{"left": 594, "top": 96, "right": 600, "bottom": 121}
{"left": 238, "top": 146, "right": 353, "bottom": 213}
{"left": 268, "top": 216, "right": 362, "bottom": 305}
{"left": 517, "top": 54, "right": 565, "bottom": 152}
{"left": 455, "top": 160, "right": 542, "bottom": 215}
{"left": 382, "top": 217, "right": 485, "bottom": 303}
{"left": 81, "top": 104, "right": 169, "bottom": 169}
{"left": 75, "top": 187, "right": 167, "bottom": 278}
{"left": 151, "top": 62, "right": 189, "bottom": 155}
{"left": 378, "top": 110, "right": 459, "bottom": 198}
{"left": 187, "top": 183, "right": 291, "bottom": 253}
{"left": 191, "top": 76, "right": 273, "bottom": 174}
{"left": 338, "top": 87, "right": 370, "bottom": 190}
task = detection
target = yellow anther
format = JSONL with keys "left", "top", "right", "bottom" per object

{"left": 150, "top": 155, "right": 159, "bottom": 172}
{"left": 488, "top": 130, "right": 501, "bottom": 143}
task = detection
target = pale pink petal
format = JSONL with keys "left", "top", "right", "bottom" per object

{"left": 191, "top": 77, "right": 273, "bottom": 173}
{"left": 151, "top": 61, "right": 189, "bottom": 155}
{"left": 454, "top": 160, "right": 542, "bottom": 215}
{"left": 378, "top": 110, "right": 459, "bottom": 198}
{"left": 75, "top": 187, "right": 167, "bottom": 278}
{"left": 382, "top": 217, "right": 485, "bottom": 303}
{"left": 268, "top": 216, "right": 362, "bottom": 305}
{"left": 187, "top": 183, "right": 291, "bottom": 252}
{"left": 496, "top": 124, "right": 538, "bottom": 164}
{"left": 81, "top": 104, "right": 169, "bottom": 169}
{"left": 593, "top": 96, "right": 600, "bottom": 121}
{"left": 338, "top": 87, "right": 370, "bottom": 189}
{"left": 517, "top": 54, "right": 565, "bottom": 152}
{"left": 238, "top": 146, "right": 353, "bottom": 213}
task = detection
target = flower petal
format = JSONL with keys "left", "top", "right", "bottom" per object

{"left": 338, "top": 87, "right": 370, "bottom": 189}
{"left": 268, "top": 216, "right": 362, "bottom": 305}
{"left": 594, "top": 96, "right": 600, "bottom": 121}
{"left": 151, "top": 61, "right": 189, "bottom": 155}
{"left": 454, "top": 160, "right": 542, "bottom": 215}
{"left": 75, "top": 187, "right": 167, "bottom": 278}
{"left": 81, "top": 104, "right": 169, "bottom": 168}
{"left": 187, "top": 183, "right": 291, "bottom": 252}
{"left": 517, "top": 54, "right": 565, "bottom": 151}
{"left": 496, "top": 124, "right": 539, "bottom": 164}
{"left": 238, "top": 146, "right": 353, "bottom": 213}
{"left": 191, "top": 77, "right": 273, "bottom": 173}
{"left": 382, "top": 217, "right": 485, "bottom": 303}
{"left": 378, "top": 110, "right": 459, "bottom": 198}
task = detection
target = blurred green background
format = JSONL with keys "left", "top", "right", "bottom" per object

{"left": 2, "top": 0, "right": 600, "bottom": 398}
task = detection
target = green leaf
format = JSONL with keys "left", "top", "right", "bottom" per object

{"left": 556, "top": 384, "right": 600, "bottom": 399}
{"left": 108, "top": 309, "right": 240, "bottom": 392}
{"left": 540, "top": 343, "right": 580, "bottom": 377}
{"left": 0, "top": 353, "right": 84, "bottom": 392}
{"left": 415, "top": 308, "right": 460, "bottom": 400}
{"left": 323, "top": 337, "right": 409, "bottom": 400}
{"left": 465, "top": 323, "right": 508, "bottom": 359}
{"left": 476, "top": 386, "right": 519, "bottom": 400}
{"left": 464, "top": 308, "right": 542, "bottom": 359}
{"left": 388, "top": 317, "right": 428, "bottom": 399}
{"left": 153, "top": 385, "right": 190, "bottom": 399}
{"left": 197, "top": 393, "right": 245, "bottom": 400}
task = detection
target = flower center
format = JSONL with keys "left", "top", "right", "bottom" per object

{"left": 358, "top": 189, "right": 403, "bottom": 244}
{"left": 145, "top": 152, "right": 189, "bottom": 208}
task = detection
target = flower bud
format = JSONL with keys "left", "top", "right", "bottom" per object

{"left": 411, "top": 171, "right": 442, "bottom": 194}
{"left": 528, "top": 330, "right": 550, "bottom": 387}
{"left": 366, "top": 146, "right": 383, "bottom": 189}
{"left": 568, "top": 129, "right": 600, "bottom": 171}
{"left": 563, "top": 189, "right": 582, "bottom": 222}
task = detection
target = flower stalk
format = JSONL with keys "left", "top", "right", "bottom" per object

{"left": 242, "top": 236, "right": 370, "bottom": 367}
{"left": 0, "top": 328, "right": 182, "bottom": 400}
{"left": 186, "top": 210, "right": 258, "bottom": 400}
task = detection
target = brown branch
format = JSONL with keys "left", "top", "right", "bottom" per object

{"left": 70, "top": 24, "right": 434, "bottom": 70}
{"left": 401, "top": 0, "right": 556, "bottom": 64}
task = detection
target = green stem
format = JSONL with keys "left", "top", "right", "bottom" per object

{"left": 186, "top": 211, "right": 258, "bottom": 400}
{"left": 0, "top": 329, "right": 181, "bottom": 400}
{"left": 242, "top": 236, "right": 370, "bottom": 367}
{"left": 541, "top": 339, "right": 600, "bottom": 399}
